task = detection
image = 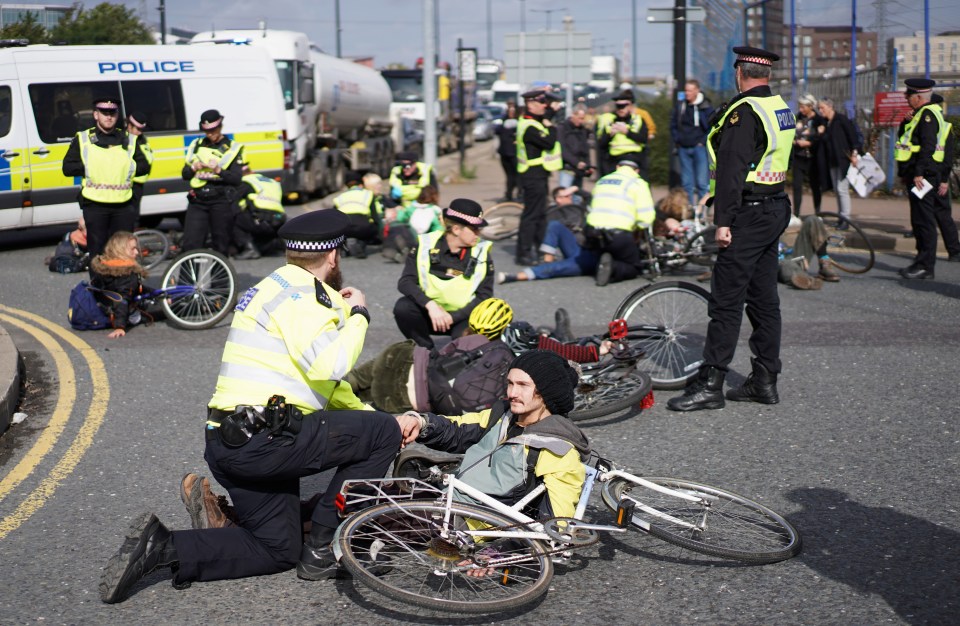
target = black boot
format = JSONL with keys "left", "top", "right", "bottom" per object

{"left": 297, "top": 524, "right": 339, "bottom": 581}
{"left": 234, "top": 241, "right": 261, "bottom": 260}
{"left": 666, "top": 366, "right": 726, "bottom": 412}
{"left": 554, "top": 307, "right": 574, "bottom": 342}
{"left": 100, "top": 513, "right": 180, "bottom": 604}
{"left": 726, "top": 358, "right": 779, "bottom": 404}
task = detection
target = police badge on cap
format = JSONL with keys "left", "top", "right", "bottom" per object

{"left": 278, "top": 209, "right": 349, "bottom": 252}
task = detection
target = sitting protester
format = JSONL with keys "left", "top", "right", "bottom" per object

{"left": 231, "top": 166, "right": 286, "bottom": 259}
{"left": 381, "top": 185, "right": 444, "bottom": 262}
{"left": 88, "top": 230, "right": 147, "bottom": 339}
{"left": 47, "top": 216, "right": 89, "bottom": 273}
{"left": 333, "top": 170, "right": 384, "bottom": 258}
{"left": 396, "top": 350, "right": 591, "bottom": 524}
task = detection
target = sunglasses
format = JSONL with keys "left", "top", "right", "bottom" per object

{"left": 615, "top": 102, "right": 631, "bottom": 108}
{"left": 96, "top": 107, "right": 119, "bottom": 116}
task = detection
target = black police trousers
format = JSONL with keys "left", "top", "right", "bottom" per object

{"left": 703, "top": 195, "right": 791, "bottom": 374}
{"left": 907, "top": 184, "right": 940, "bottom": 271}
{"left": 82, "top": 201, "right": 137, "bottom": 259}
{"left": 170, "top": 409, "right": 401, "bottom": 583}
{"left": 933, "top": 191, "right": 960, "bottom": 257}
{"left": 182, "top": 199, "right": 233, "bottom": 255}
{"left": 518, "top": 173, "right": 549, "bottom": 261}
{"left": 393, "top": 295, "right": 472, "bottom": 349}
{"left": 598, "top": 228, "right": 643, "bottom": 283}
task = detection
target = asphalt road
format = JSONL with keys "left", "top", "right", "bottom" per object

{"left": 1, "top": 148, "right": 959, "bottom": 624}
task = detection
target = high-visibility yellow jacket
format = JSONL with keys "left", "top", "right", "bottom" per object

{"left": 77, "top": 129, "right": 138, "bottom": 203}
{"left": 586, "top": 166, "right": 656, "bottom": 231}
{"left": 416, "top": 230, "right": 492, "bottom": 311}
{"left": 238, "top": 173, "right": 284, "bottom": 213}
{"left": 389, "top": 163, "right": 433, "bottom": 205}
{"left": 517, "top": 117, "right": 562, "bottom": 173}
{"left": 131, "top": 135, "right": 153, "bottom": 185}
{"left": 209, "top": 264, "right": 368, "bottom": 414}
{"left": 185, "top": 137, "right": 243, "bottom": 189}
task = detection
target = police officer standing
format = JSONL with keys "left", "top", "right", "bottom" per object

{"left": 181, "top": 109, "right": 244, "bottom": 255}
{"left": 388, "top": 151, "right": 438, "bottom": 206}
{"left": 394, "top": 198, "right": 494, "bottom": 348}
{"left": 596, "top": 89, "right": 648, "bottom": 177}
{"left": 896, "top": 78, "right": 950, "bottom": 279}
{"left": 585, "top": 159, "right": 656, "bottom": 286}
{"left": 668, "top": 46, "right": 795, "bottom": 412}
{"left": 516, "top": 89, "right": 563, "bottom": 266}
{"left": 61, "top": 96, "right": 150, "bottom": 258}
{"left": 99, "top": 210, "right": 403, "bottom": 603}
{"left": 929, "top": 94, "right": 960, "bottom": 262}
{"left": 125, "top": 111, "right": 152, "bottom": 224}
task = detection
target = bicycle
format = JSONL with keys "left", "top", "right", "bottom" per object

{"left": 332, "top": 453, "right": 801, "bottom": 613}
{"left": 133, "top": 228, "right": 172, "bottom": 271}
{"left": 133, "top": 248, "right": 238, "bottom": 330}
{"left": 479, "top": 200, "right": 523, "bottom": 241}
{"left": 814, "top": 212, "right": 875, "bottom": 274}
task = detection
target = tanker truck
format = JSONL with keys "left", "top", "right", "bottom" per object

{"left": 189, "top": 29, "right": 394, "bottom": 200}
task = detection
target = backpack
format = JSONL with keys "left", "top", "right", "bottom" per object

{"left": 48, "top": 237, "right": 89, "bottom": 274}
{"left": 427, "top": 341, "right": 515, "bottom": 415}
{"left": 67, "top": 281, "right": 113, "bottom": 330}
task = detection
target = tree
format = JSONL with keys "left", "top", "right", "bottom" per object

{"left": 0, "top": 10, "right": 49, "bottom": 44}
{"left": 48, "top": 2, "right": 155, "bottom": 45}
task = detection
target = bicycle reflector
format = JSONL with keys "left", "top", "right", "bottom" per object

{"left": 608, "top": 318, "right": 628, "bottom": 340}
{"left": 640, "top": 391, "right": 655, "bottom": 410}
{"left": 616, "top": 499, "right": 636, "bottom": 528}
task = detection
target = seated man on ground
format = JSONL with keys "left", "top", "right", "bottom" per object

{"left": 381, "top": 185, "right": 444, "bottom": 262}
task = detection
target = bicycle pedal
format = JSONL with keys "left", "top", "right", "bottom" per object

{"left": 615, "top": 500, "right": 635, "bottom": 528}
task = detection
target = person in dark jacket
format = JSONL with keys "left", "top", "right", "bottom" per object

{"left": 791, "top": 94, "right": 825, "bottom": 216}
{"left": 558, "top": 105, "right": 594, "bottom": 189}
{"left": 89, "top": 230, "right": 147, "bottom": 339}
{"left": 930, "top": 93, "right": 960, "bottom": 262}
{"left": 495, "top": 101, "right": 520, "bottom": 201}
{"left": 670, "top": 79, "right": 714, "bottom": 206}
{"left": 817, "top": 98, "right": 862, "bottom": 227}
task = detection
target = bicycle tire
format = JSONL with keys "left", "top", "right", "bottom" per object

{"left": 133, "top": 229, "right": 170, "bottom": 271}
{"left": 613, "top": 281, "right": 709, "bottom": 390}
{"left": 682, "top": 225, "right": 718, "bottom": 267}
{"left": 159, "top": 249, "right": 238, "bottom": 330}
{"left": 338, "top": 499, "right": 554, "bottom": 613}
{"left": 600, "top": 476, "right": 801, "bottom": 564}
{"left": 816, "top": 211, "right": 875, "bottom": 274}
{"left": 569, "top": 369, "right": 653, "bottom": 421}
{"left": 480, "top": 201, "right": 523, "bottom": 241}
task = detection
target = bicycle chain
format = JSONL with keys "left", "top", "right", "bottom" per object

{"left": 479, "top": 517, "right": 601, "bottom": 555}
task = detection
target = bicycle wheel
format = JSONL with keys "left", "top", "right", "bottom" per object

{"left": 338, "top": 499, "right": 554, "bottom": 613}
{"left": 569, "top": 369, "right": 653, "bottom": 421}
{"left": 816, "top": 211, "right": 875, "bottom": 274}
{"left": 600, "top": 476, "right": 801, "bottom": 564}
{"left": 134, "top": 229, "right": 170, "bottom": 271}
{"left": 159, "top": 249, "right": 238, "bottom": 330}
{"left": 480, "top": 201, "right": 523, "bottom": 240}
{"left": 613, "top": 281, "right": 709, "bottom": 390}
{"left": 682, "top": 225, "right": 718, "bottom": 267}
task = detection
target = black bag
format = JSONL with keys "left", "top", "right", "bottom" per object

{"left": 427, "top": 341, "right": 514, "bottom": 415}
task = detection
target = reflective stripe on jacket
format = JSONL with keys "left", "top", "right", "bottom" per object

{"left": 389, "top": 163, "right": 433, "bottom": 205}
{"left": 239, "top": 173, "right": 284, "bottom": 213}
{"left": 707, "top": 95, "right": 795, "bottom": 194}
{"left": 895, "top": 103, "right": 947, "bottom": 163}
{"left": 415, "top": 230, "right": 492, "bottom": 311}
{"left": 208, "top": 264, "right": 368, "bottom": 414}
{"left": 333, "top": 187, "right": 375, "bottom": 218}
{"left": 186, "top": 138, "right": 243, "bottom": 188}
{"left": 597, "top": 111, "right": 645, "bottom": 156}
{"left": 78, "top": 129, "right": 137, "bottom": 203}
{"left": 517, "top": 117, "right": 562, "bottom": 173}
{"left": 585, "top": 167, "right": 656, "bottom": 231}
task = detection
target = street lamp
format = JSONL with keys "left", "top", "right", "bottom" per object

{"left": 531, "top": 7, "right": 567, "bottom": 31}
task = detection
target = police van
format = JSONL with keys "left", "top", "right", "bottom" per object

{"left": 0, "top": 43, "right": 287, "bottom": 231}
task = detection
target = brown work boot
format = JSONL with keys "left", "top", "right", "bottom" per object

{"left": 818, "top": 258, "right": 840, "bottom": 282}
{"left": 180, "top": 473, "right": 235, "bottom": 529}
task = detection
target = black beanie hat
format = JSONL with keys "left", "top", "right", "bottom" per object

{"left": 509, "top": 350, "right": 579, "bottom": 416}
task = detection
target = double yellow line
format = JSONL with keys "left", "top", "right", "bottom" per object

{"left": 0, "top": 304, "right": 109, "bottom": 540}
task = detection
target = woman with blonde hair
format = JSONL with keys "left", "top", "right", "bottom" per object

{"left": 89, "top": 230, "right": 147, "bottom": 338}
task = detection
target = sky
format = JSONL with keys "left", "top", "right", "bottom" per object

{"left": 17, "top": 1, "right": 960, "bottom": 77}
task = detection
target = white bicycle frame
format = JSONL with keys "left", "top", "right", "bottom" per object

{"left": 332, "top": 461, "right": 716, "bottom": 564}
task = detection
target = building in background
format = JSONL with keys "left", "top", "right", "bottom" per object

{"left": 0, "top": 3, "right": 69, "bottom": 30}
{"left": 788, "top": 26, "right": 879, "bottom": 79}
{"left": 889, "top": 30, "right": 960, "bottom": 77}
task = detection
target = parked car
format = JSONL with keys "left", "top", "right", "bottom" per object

{"left": 473, "top": 109, "right": 496, "bottom": 141}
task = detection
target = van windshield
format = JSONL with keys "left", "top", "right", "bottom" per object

{"left": 275, "top": 60, "right": 295, "bottom": 110}
{"left": 384, "top": 75, "right": 423, "bottom": 103}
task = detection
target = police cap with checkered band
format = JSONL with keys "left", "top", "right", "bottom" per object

{"left": 278, "top": 209, "right": 349, "bottom": 252}
{"left": 732, "top": 46, "right": 780, "bottom": 67}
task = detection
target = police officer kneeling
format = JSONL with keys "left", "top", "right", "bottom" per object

{"left": 99, "top": 210, "right": 403, "bottom": 604}
{"left": 667, "top": 46, "right": 795, "bottom": 412}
